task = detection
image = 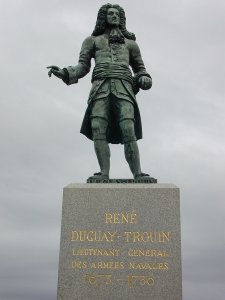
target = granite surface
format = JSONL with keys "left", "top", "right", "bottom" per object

{"left": 57, "top": 184, "right": 182, "bottom": 300}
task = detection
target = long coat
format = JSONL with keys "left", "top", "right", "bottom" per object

{"left": 63, "top": 33, "right": 151, "bottom": 144}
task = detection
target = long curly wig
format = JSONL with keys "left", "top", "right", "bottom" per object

{"left": 92, "top": 3, "right": 136, "bottom": 41}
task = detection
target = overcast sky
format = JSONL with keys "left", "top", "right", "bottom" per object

{"left": 0, "top": 0, "right": 225, "bottom": 299}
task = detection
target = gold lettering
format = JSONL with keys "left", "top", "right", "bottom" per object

{"left": 71, "top": 260, "right": 87, "bottom": 269}
{"left": 105, "top": 213, "right": 113, "bottom": 224}
{"left": 129, "top": 261, "right": 169, "bottom": 270}
{"left": 133, "top": 232, "right": 141, "bottom": 242}
{"left": 71, "top": 230, "right": 171, "bottom": 243}
{"left": 71, "top": 231, "right": 78, "bottom": 241}
{"left": 124, "top": 231, "right": 132, "bottom": 242}
{"left": 71, "top": 230, "right": 117, "bottom": 242}
{"left": 128, "top": 275, "right": 155, "bottom": 288}
{"left": 79, "top": 230, "right": 86, "bottom": 242}
{"left": 159, "top": 232, "right": 171, "bottom": 242}
{"left": 164, "top": 262, "right": 169, "bottom": 270}
{"left": 101, "top": 232, "right": 110, "bottom": 242}
{"left": 114, "top": 213, "right": 120, "bottom": 224}
{"left": 72, "top": 248, "right": 120, "bottom": 256}
{"left": 106, "top": 231, "right": 117, "bottom": 242}
{"left": 130, "top": 211, "right": 137, "bottom": 224}
{"left": 84, "top": 274, "right": 112, "bottom": 286}
{"left": 90, "top": 261, "right": 124, "bottom": 269}
{"left": 86, "top": 231, "right": 94, "bottom": 242}
{"left": 121, "top": 213, "right": 129, "bottom": 223}
{"left": 142, "top": 232, "right": 149, "bottom": 242}
{"left": 105, "top": 211, "right": 137, "bottom": 224}
{"left": 128, "top": 249, "right": 169, "bottom": 257}
{"left": 124, "top": 231, "right": 171, "bottom": 243}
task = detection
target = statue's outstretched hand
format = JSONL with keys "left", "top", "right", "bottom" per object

{"left": 138, "top": 76, "right": 152, "bottom": 90}
{"left": 47, "top": 65, "right": 65, "bottom": 80}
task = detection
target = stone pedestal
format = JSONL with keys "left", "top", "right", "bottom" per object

{"left": 57, "top": 184, "right": 182, "bottom": 300}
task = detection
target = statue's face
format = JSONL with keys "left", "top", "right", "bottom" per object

{"left": 106, "top": 8, "right": 120, "bottom": 27}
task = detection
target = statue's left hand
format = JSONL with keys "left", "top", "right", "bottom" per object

{"left": 138, "top": 76, "right": 152, "bottom": 90}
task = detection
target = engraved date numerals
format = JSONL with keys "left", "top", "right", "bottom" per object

{"left": 128, "top": 275, "right": 155, "bottom": 288}
{"left": 84, "top": 274, "right": 155, "bottom": 287}
{"left": 84, "top": 274, "right": 112, "bottom": 286}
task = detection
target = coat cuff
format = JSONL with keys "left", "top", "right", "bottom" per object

{"left": 62, "top": 67, "right": 79, "bottom": 85}
{"left": 136, "top": 72, "right": 152, "bottom": 80}
{"left": 62, "top": 68, "right": 69, "bottom": 85}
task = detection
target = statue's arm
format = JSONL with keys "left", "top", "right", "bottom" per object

{"left": 62, "top": 36, "right": 94, "bottom": 85}
{"left": 129, "top": 41, "right": 152, "bottom": 90}
{"left": 47, "top": 36, "right": 94, "bottom": 85}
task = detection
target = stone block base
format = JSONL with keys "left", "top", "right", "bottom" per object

{"left": 57, "top": 183, "right": 182, "bottom": 300}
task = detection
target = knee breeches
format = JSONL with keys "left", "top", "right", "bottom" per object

{"left": 90, "top": 96, "right": 136, "bottom": 143}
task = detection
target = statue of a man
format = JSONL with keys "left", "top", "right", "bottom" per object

{"left": 48, "top": 3, "right": 152, "bottom": 180}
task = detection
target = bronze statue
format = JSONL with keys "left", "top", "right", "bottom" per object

{"left": 47, "top": 4, "right": 152, "bottom": 181}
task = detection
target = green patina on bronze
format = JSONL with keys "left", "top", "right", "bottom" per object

{"left": 47, "top": 4, "right": 156, "bottom": 182}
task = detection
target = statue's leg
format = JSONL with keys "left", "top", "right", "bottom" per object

{"left": 91, "top": 117, "right": 110, "bottom": 178}
{"left": 119, "top": 119, "right": 142, "bottom": 177}
{"left": 117, "top": 99, "right": 150, "bottom": 179}
{"left": 89, "top": 96, "right": 110, "bottom": 179}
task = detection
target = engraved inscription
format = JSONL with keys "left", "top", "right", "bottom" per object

{"left": 105, "top": 211, "right": 137, "bottom": 224}
{"left": 68, "top": 211, "right": 173, "bottom": 288}
{"left": 84, "top": 274, "right": 112, "bottom": 286}
{"left": 128, "top": 275, "right": 155, "bottom": 288}
{"left": 71, "top": 230, "right": 171, "bottom": 243}
{"left": 72, "top": 248, "right": 120, "bottom": 257}
{"left": 84, "top": 274, "right": 155, "bottom": 287}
